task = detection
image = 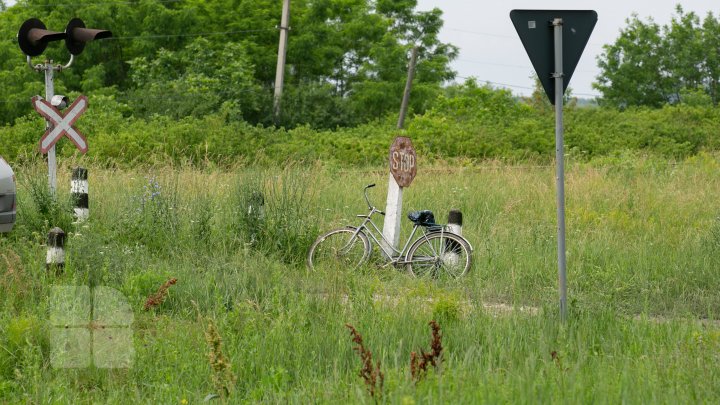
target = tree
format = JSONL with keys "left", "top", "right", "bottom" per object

{"left": 701, "top": 12, "right": 720, "bottom": 105}
{"left": 662, "top": 6, "right": 704, "bottom": 102}
{"left": 128, "top": 38, "right": 264, "bottom": 121}
{"left": 594, "top": 14, "right": 671, "bottom": 107}
{"left": 595, "top": 5, "right": 720, "bottom": 107}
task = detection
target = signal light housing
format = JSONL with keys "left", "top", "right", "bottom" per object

{"left": 65, "top": 18, "right": 112, "bottom": 56}
{"left": 17, "top": 18, "right": 65, "bottom": 57}
{"left": 18, "top": 18, "right": 112, "bottom": 57}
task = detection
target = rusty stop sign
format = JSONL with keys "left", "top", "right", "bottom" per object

{"left": 389, "top": 136, "right": 416, "bottom": 187}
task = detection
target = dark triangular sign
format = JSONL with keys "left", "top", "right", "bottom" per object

{"left": 510, "top": 10, "right": 597, "bottom": 104}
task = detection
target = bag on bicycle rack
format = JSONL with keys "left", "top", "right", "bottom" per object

{"left": 407, "top": 210, "right": 437, "bottom": 227}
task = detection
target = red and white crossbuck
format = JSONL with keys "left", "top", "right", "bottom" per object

{"left": 32, "top": 95, "right": 88, "bottom": 154}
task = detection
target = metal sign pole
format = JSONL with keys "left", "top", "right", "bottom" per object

{"left": 552, "top": 18, "right": 567, "bottom": 320}
{"left": 44, "top": 60, "right": 57, "bottom": 195}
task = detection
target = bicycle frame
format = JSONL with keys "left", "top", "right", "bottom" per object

{"left": 347, "top": 207, "right": 441, "bottom": 265}
{"left": 333, "top": 183, "right": 466, "bottom": 267}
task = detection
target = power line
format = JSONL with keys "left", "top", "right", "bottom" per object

{"left": 455, "top": 75, "right": 532, "bottom": 90}
{"left": 445, "top": 27, "right": 605, "bottom": 47}
{"left": 108, "top": 28, "right": 277, "bottom": 40}
{"left": 11, "top": 0, "right": 184, "bottom": 7}
{"left": 457, "top": 58, "right": 597, "bottom": 75}
{"left": 457, "top": 59, "right": 532, "bottom": 70}
{"left": 446, "top": 28, "right": 515, "bottom": 40}
{"left": 454, "top": 76, "right": 601, "bottom": 98}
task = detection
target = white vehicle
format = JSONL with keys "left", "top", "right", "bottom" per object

{"left": 0, "top": 156, "right": 16, "bottom": 233}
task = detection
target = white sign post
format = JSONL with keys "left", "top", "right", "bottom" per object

{"left": 381, "top": 137, "right": 417, "bottom": 257}
{"left": 381, "top": 175, "right": 403, "bottom": 257}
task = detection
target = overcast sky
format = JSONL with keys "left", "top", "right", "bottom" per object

{"left": 416, "top": 0, "right": 717, "bottom": 98}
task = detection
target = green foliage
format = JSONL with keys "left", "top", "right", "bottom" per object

{"left": 595, "top": 5, "right": 720, "bottom": 107}
{"left": 128, "top": 38, "right": 265, "bottom": 122}
{"left": 119, "top": 175, "right": 180, "bottom": 254}
{"left": 10, "top": 167, "right": 75, "bottom": 243}
{"left": 0, "top": 0, "right": 457, "bottom": 128}
{"left": 3, "top": 80, "right": 720, "bottom": 166}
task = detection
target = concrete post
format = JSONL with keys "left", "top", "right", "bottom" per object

{"left": 71, "top": 167, "right": 88, "bottom": 221}
{"left": 47, "top": 227, "right": 65, "bottom": 273}
{"left": 447, "top": 210, "right": 463, "bottom": 235}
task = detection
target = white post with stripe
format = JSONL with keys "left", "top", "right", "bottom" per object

{"left": 46, "top": 227, "right": 65, "bottom": 273}
{"left": 71, "top": 167, "right": 89, "bottom": 222}
{"left": 447, "top": 210, "right": 463, "bottom": 236}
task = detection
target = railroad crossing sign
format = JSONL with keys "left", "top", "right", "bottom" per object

{"left": 32, "top": 95, "right": 88, "bottom": 154}
{"left": 389, "top": 136, "right": 416, "bottom": 187}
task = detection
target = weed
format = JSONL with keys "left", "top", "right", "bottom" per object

{"left": 122, "top": 175, "right": 179, "bottom": 253}
{"left": 0, "top": 249, "right": 33, "bottom": 312}
{"left": 410, "top": 320, "right": 444, "bottom": 382}
{"left": 143, "top": 278, "right": 178, "bottom": 311}
{"left": 345, "top": 323, "right": 384, "bottom": 400}
{"left": 205, "top": 319, "right": 236, "bottom": 400}
{"left": 550, "top": 350, "right": 568, "bottom": 371}
{"left": 13, "top": 169, "right": 74, "bottom": 242}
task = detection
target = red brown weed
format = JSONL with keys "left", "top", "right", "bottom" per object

{"left": 410, "top": 320, "right": 444, "bottom": 382}
{"left": 143, "top": 277, "right": 177, "bottom": 311}
{"left": 345, "top": 323, "right": 384, "bottom": 400}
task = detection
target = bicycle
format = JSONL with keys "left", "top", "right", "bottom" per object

{"left": 307, "top": 184, "right": 473, "bottom": 278}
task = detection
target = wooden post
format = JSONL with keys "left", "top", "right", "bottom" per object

{"left": 396, "top": 47, "right": 418, "bottom": 130}
{"left": 273, "top": 0, "right": 291, "bottom": 121}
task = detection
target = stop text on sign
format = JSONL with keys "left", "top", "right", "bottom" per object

{"left": 391, "top": 150, "right": 415, "bottom": 172}
{"left": 388, "top": 136, "right": 417, "bottom": 187}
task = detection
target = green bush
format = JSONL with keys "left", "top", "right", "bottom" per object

{"left": 2, "top": 83, "right": 720, "bottom": 167}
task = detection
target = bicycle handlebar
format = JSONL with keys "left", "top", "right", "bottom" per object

{"left": 363, "top": 184, "right": 385, "bottom": 215}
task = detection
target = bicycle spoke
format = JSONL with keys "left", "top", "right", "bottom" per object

{"left": 308, "top": 228, "right": 370, "bottom": 270}
{"left": 407, "top": 232, "right": 471, "bottom": 279}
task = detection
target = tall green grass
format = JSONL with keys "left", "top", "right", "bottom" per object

{"left": 1, "top": 155, "right": 719, "bottom": 402}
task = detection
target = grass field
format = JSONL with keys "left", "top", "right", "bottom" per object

{"left": 1, "top": 155, "right": 720, "bottom": 403}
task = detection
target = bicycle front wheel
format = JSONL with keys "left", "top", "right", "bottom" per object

{"left": 406, "top": 232, "right": 472, "bottom": 279}
{"left": 307, "top": 227, "right": 371, "bottom": 271}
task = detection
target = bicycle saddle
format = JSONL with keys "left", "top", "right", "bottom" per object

{"left": 407, "top": 210, "right": 437, "bottom": 227}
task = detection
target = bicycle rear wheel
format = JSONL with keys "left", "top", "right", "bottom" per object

{"left": 406, "top": 232, "right": 472, "bottom": 278}
{"left": 307, "top": 227, "right": 371, "bottom": 271}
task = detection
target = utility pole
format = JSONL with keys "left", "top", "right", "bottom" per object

{"left": 381, "top": 46, "right": 419, "bottom": 255}
{"left": 273, "top": 0, "right": 290, "bottom": 121}
{"left": 396, "top": 46, "right": 418, "bottom": 130}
